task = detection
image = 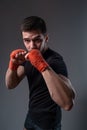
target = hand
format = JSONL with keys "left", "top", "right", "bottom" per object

{"left": 25, "top": 49, "right": 49, "bottom": 72}
{"left": 9, "top": 49, "right": 26, "bottom": 71}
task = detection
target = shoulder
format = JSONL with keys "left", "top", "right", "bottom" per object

{"left": 44, "top": 48, "right": 68, "bottom": 77}
{"left": 43, "top": 48, "right": 63, "bottom": 63}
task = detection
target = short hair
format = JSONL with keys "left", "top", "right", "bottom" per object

{"left": 20, "top": 16, "right": 47, "bottom": 34}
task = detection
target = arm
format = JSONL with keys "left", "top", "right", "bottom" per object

{"left": 25, "top": 49, "right": 76, "bottom": 111}
{"left": 42, "top": 67, "right": 75, "bottom": 111}
{"left": 5, "top": 49, "right": 26, "bottom": 89}
{"left": 5, "top": 66, "right": 25, "bottom": 89}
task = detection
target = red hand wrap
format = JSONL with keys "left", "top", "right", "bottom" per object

{"left": 26, "top": 49, "right": 49, "bottom": 72}
{"left": 9, "top": 60, "right": 19, "bottom": 71}
{"left": 9, "top": 49, "right": 26, "bottom": 71}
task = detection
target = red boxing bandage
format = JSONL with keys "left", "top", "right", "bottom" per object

{"left": 9, "top": 49, "right": 26, "bottom": 71}
{"left": 26, "top": 49, "right": 49, "bottom": 72}
{"left": 9, "top": 60, "right": 19, "bottom": 71}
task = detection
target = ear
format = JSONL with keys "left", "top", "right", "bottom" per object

{"left": 45, "top": 35, "right": 49, "bottom": 42}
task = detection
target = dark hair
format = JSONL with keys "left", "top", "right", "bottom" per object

{"left": 20, "top": 16, "right": 47, "bottom": 34}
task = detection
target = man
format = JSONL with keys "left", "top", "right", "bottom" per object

{"left": 5, "top": 16, "right": 75, "bottom": 130}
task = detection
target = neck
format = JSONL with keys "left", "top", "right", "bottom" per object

{"left": 42, "top": 45, "right": 48, "bottom": 54}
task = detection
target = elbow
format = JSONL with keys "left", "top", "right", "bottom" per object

{"left": 5, "top": 81, "right": 10, "bottom": 89}
{"left": 65, "top": 91, "right": 76, "bottom": 111}
{"left": 6, "top": 83, "right": 13, "bottom": 90}
{"left": 50, "top": 92, "right": 75, "bottom": 111}
{"left": 5, "top": 77, "right": 13, "bottom": 89}
{"left": 63, "top": 100, "right": 74, "bottom": 111}
{"left": 5, "top": 81, "right": 16, "bottom": 90}
{"left": 52, "top": 96, "right": 74, "bottom": 111}
{"left": 62, "top": 91, "right": 76, "bottom": 111}
{"left": 5, "top": 77, "right": 19, "bottom": 89}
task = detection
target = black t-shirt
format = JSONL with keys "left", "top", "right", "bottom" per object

{"left": 24, "top": 48, "right": 68, "bottom": 129}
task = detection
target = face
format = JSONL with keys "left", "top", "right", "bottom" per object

{"left": 22, "top": 30, "right": 48, "bottom": 52}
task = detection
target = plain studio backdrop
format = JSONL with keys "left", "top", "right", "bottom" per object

{"left": 0, "top": 0, "right": 87, "bottom": 130}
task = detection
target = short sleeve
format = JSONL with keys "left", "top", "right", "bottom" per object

{"left": 48, "top": 57, "right": 68, "bottom": 77}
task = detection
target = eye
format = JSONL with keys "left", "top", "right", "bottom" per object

{"left": 33, "top": 38, "right": 43, "bottom": 43}
{"left": 23, "top": 39, "right": 30, "bottom": 43}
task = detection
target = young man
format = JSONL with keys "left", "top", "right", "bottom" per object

{"left": 5, "top": 16, "right": 75, "bottom": 130}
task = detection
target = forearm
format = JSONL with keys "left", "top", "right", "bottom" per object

{"left": 5, "top": 68, "right": 22, "bottom": 89}
{"left": 5, "top": 49, "right": 26, "bottom": 89}
{"left": 42, "top": 67, "right": 75, "bottom": 111}
{"left": 25, "top": 49, "right": 75, "bottom": 110}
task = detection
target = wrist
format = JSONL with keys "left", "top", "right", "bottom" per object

{"left": 9, "top": 60, "right": 19, "bottom": 71}
{"left": 38, "top": 61, "right": 49, "bottom": 72}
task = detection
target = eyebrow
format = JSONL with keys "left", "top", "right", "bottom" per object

{"left": 23, "top": 35, "right": 42, "bottom": 40}
{"left": 33, "top": 35, "right": 42, "bottom": 39}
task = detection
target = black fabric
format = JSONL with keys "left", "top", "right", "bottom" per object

{"left": 24, "top": 48, "right": 68, "bottom": 129}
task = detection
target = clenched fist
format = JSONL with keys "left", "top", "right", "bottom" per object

{"left": 25, "top": 49, "right": 49, "bottom": 72}
{"left": 9, "top": 49, "right": 26, "bottom": 71}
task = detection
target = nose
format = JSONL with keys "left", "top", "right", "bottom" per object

{"left": 30, "top": 40, "right": 36, "bottom": 49}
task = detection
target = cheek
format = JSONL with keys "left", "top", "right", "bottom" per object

{"left": 41, "top": 42, "right": 45, "bottom": 48}
{"left": 39, "top": 42, "right": 45, "bottom": 50}
{"left": 36, "top": 43, "right": 42, "bottom": 49}
{"left": 24, "top": 42, "right": 29, "bottom": 49}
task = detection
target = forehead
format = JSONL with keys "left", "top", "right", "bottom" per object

{"left": 22, "top": 30, "right": 44, "bottom": 39}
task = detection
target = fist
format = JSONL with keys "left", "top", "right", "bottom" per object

{"left": 10, "top": 49, "right": 26, "bottom": 65}
{"left": 25, "top": 49, "right": 49, "bottom": 72}
{"left": 9, "top": 49, "right": 26, "bottom": 71}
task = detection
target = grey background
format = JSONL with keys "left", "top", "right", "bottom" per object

{"left": 0, "top": 0, "right": 87, "bottom": 130}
